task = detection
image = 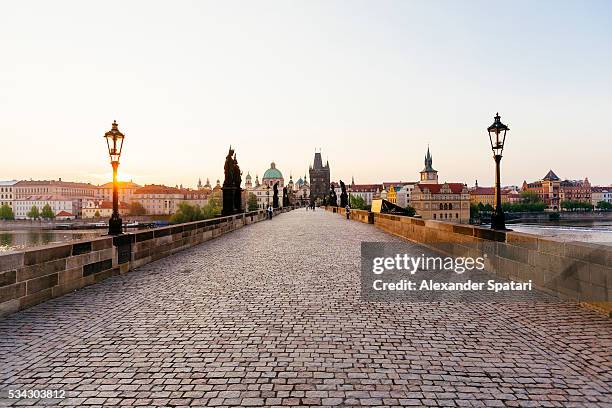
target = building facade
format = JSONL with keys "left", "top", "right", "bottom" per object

{"left": 0, "top": 180, "right": 17, "bottom": 209}
{"left": 411, "top": 147, "right": 470, "bottom": 223}
{"left": 592, "top": 186, "right": 612, "bottom": 207}
{"left": 82, "top": 200, "right": 130, "bottom": 219}
{"left": 13, "top": 196, "right": 79, "bottom": 219}
{"left": 14, "top": 179, "right": 96, "bottom": 216}
{"left": 309, "top": 151, "right": 330, "bottom": 204}
{"left": 411, "top": 183, "right": 470, "bottom": 223}
{"left": 522, "top": 170, "right": 591, "bottom": 210}
{"left": 95, "top": 181, "right": 141, "bottom": 204}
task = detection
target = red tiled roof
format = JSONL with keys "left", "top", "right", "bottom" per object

{"left": 470, "top": 187, "right": 495, "bottom": 195}
{"left": 15, "top": 180, "right": 95, "bottom": 188}
{"left": 415, "top": 183, "right": 466, "bottom": 194}
{"left": 98, "top": 181, "right": 141, "bottom": 189}
{"left": 56, "top": 211, "right": 74, "bottom": 216}
{"left": 133, "top": 185, "right": 182, "bottom": 195}
{"left": 349, "top": 184, "right": 380, "bottom": 192}
{"left": 96, "top": 201, "right": 130, "bottom": 209}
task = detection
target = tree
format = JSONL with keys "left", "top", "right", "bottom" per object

{"left": 170, "top": 199, "right": 222, "bottom": 224}
{"left": 247, "top": 193, "right": 258, "bottom": 212}
{"left": 94, "top": 210, "right": 101, "bottom": 218}
{"left": 520, "top": 190, "right": 541, "bottom": 204}
{"left": 170, "top": 202, "right": 202, "bottom": 223}
{"left": 27, "top": 205, "right": 40, "bottom": 220}
{"left": 129, "top": 202, "right": 147, "bottom": 216}
{"left": 41, "top": 204, "right": 55, "bottom": 219}
{"left": 349, "top": 195, "right": 367, "bottom": 210}
{"left": 404, "top": 205, "right": 416, "bottom": 217}
{"left": 596, "top": 200, "right": 612, "bottom": 211}
{"left": 0, "top": 204, "right": 15, "bottom": 220}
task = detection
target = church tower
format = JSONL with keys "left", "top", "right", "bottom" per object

{"left": 419, "top": 146, "right": 438, "bottom": 184}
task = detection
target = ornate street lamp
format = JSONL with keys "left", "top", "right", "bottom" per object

{"left": 266, "top": 185, "right": 270, "bottom": 207}
{"left": 487, "top": 113, "right": 509, "bottom": 230}
{"left": 104, "top": 120, "right": 125, "bottom": 235}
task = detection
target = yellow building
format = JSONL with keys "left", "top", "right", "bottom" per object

{"left": 387, "top": 185, "right": 397, "bottom": 204}
{"left": 469, "top": 187, "right": 508, "bottom": 206}
{"left": 411, "top": 182, "right": 470, "bottom": 223}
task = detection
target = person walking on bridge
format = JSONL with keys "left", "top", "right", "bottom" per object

{"left": 345, "top": 204, "right": 351, "bottom": 220}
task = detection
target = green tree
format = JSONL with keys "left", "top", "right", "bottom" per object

{"left": 27, "top": 205, "right": 40, "bottom": 220}
{"left": 41, "top": 204, "right": 55, "bottom": 219}
{"left": 94, "top": 210, "right": 101, "bottom": 218}
{"left": 520, "top": 190, "right": 542, "bottom": 204}
{"left": 170, "top": 199, "right": 222, "bottom": 224}
{"left": 349, "top": 195, "right": 367, "bottom": 210}
{"left": 596, "top": 200, "right": 612, "bottom": 210}
{"left": 129, "top": 202, "right": 147, "bottom": 216}
{"left": 404, "top": 205, "right": 416, "bottom": 217}
{"left": 247, "top": 193, "right": 259, "bottom": 211}
{"left": 0, "top": 204, "right": 15, "bottom": 220}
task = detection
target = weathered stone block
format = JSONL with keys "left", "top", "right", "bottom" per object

{"left": 0, "top": 299, "right": 20, "bottom": 317}
{"left": 24, "top": 244, "right": 72, "bottom": 265}
{"left": 497, "top": 243, "right": 529, "bottom": 264}
{"left": 71, "top": 241, "right": 92, "bottom": 255}
{"left": 537, "top": 238, "right": 565, "bottom": 256}
{"left": 26, "top": 273, "right": 59, "bottom": 295}
{"left": 17, "top": 258, "right": 67, "bottom": 281}
{"left": 0, "top": 270, "right": 17, "bottom": 287}
{"left": 83, "top": 259, "right": 113, "bottom": 277}
{"left": 506, "top": 232, "right": 538, "bottom": 250}
{"left": 0, "top": 282, "right": 26, "bottom": 303}
{"left": 91, "top": 237, "right": 113, "bottom": 251}
{"left": 589, "top": 263, "right": 610, "bottom": 288}
{"left": 59, "top": 267, "right": 83, "bottom": 284}
{"left": 20, "top": 288, "right": 52, "bottom": 309}
{"left": 0, "top": 253, "right": 24, "bottom": 272}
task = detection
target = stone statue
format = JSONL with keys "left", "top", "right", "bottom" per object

{"left": 222, "top": 146, "right": 244, "bottom": 215}
{"left": 329, "top": 186, "right": 338, "bottom": 207}
{"left": 272, "top": 182, "right": 279, "bottom": 208}
{"left": 223, "top": 147, "right": 235, "bottom": 187}
{"left": 233, "top": 153, "right": 242, "bottom": 212}
{"left": 282, "top": 187, "right": 289, "bottom": 207}
{"left": 340, "top": 180, "right": 348, "bottom": 208}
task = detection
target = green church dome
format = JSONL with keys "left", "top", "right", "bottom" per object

{"left": 263, "top": 162, "right": 283, "bottom": 179}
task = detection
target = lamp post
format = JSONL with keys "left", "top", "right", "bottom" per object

{"left": 104, "top": 120, "right": 125, "bottom": 235}
{"left": 266, "top": 185, "right": 270, "bottom": 207}
{"left": 487, "top": 113, "right": 509, "bottom": 230}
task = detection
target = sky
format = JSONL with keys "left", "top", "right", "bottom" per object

{"left": 1, "top": 0, "right": 611, "bottom": 188}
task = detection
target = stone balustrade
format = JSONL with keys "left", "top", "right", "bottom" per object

{"left": 330, "top": 206, "right": 611, "bottom": 315}
{"left": 0, "top": 207, "right": 292, "bottom": 317}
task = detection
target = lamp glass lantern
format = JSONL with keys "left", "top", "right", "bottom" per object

{"left": 104, "top": 120, "right": 125, "bottom": 163}
{"left": 487, "top": 112, "right": 509, "bottom": 157}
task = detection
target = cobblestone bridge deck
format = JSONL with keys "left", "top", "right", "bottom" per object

{"left": 1, "top": 210, "right": 611, "bottom": 407}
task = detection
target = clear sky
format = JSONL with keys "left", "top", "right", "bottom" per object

{"left": 1, "top": 0, "right": 611, "bottom": 187}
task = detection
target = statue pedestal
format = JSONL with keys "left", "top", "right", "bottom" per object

{"left": 222, "top": 187, "right": 243, "bottom": 216}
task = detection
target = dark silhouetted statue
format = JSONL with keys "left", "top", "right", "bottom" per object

{"left": 339, "top": 180, "right": 348, "bottom": 208}
{"left": 282, "top": 187, "right": 289, "bottom": 207}
{"left": 222, "top": 146, "right": 243, "bottom": 216}
{"left": 329, "top": 186, "right": 338, "bottom": 207}
{"left": 272, "top": 182, "right": 279, "bottom": 208}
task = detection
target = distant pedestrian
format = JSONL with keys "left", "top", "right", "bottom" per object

{"left": 268, "top": 206, "right": 273, "bottom": 219}
{"left": 345, "top": 205, "right": 350, "bottom": 219}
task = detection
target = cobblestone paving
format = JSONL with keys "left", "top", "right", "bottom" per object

{"left": 1, "top": 210, "right": 611, "bottom": 407}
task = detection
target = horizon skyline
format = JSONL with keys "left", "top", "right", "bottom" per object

{"left": 1, "top": 143, "right": 606, "bottom": 190}
{"left": 2, "top": 1, "right": 611, "bottom": 186}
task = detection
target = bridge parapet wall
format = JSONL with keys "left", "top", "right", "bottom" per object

{"left": 0, "top": 208, "right": 293, "bottom": 317}
{"left": 327, "top": 207, "right": 611, "bottom": 314}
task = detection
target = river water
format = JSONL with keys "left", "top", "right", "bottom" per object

{"left": 508, "top": 220, "right": 612, "bottom": 246}
{"left": 0, "top": 229, "right": 105, "bottom": 253}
